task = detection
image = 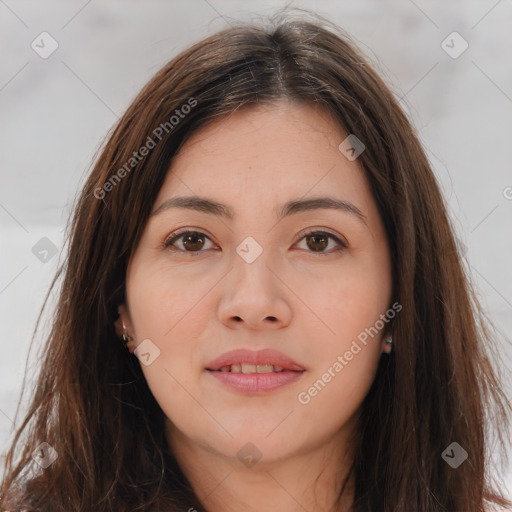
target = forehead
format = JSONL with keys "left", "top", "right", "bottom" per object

{"left": 153, "top": 101, "right": 376, "bottom": 222}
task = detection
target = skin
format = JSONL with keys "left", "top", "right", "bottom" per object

{"left": 116, "top": 100, "right": 393, "bottom": 512}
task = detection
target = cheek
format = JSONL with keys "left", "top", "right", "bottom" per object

{"left": 302, "top": 259, "right": 391, "bottom": 349}
{"left": 127, "top": 284, "right": 203, "bottom": 435}
{"left": 127, "top": 258, "right": 212, "bottom": 340}
{"left": 293, "top": 257, "right": 390, "bottom": 404}
{"left": 125, "top": 259, "right": 213, "bottom": 419}
{"left": 293, "top": 282, "right": 385, "bottom": 431}
{"left": 294, "top": 349, "right": 379, "bottom": 439}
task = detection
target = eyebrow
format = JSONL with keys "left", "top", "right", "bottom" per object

{"left": 151, "top": 195, "right": 367, "bottom": 225}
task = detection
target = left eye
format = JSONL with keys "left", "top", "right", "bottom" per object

{"left": 163, "top": 230, "right": 346, "bottom": 255}
{"left": 296, "top": 230, "right": 347, "bottom": 254}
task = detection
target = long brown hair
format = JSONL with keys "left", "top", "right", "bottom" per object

{"left": 1, "top": 9, "right": 510, "bottom": 512}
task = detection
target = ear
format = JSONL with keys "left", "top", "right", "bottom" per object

{"left": 115, "top": 304, "right": 138, "bottom": 353}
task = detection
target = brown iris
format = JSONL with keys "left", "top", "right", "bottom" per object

{"left": 305, "top": 233, "right": 329, "bottom": 252}
{"left": 182, "top": 233, "right": 206, "bottom": 251}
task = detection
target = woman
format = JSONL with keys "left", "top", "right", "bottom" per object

{"left": 1, "top": 10, "right": 510, "bottom": 512}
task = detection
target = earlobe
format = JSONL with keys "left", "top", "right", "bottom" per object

{"left": 382, "top": 335, "right": 393, "bottom": 354}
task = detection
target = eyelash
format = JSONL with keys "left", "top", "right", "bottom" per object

{"left": 161, "top": 228, "right": 347, "bottom": 256}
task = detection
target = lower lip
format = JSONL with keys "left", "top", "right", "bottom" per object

{"left": 208, "top": 370, "right": 304, "bottom": 393}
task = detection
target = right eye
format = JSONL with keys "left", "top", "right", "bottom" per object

{"left": 162, "top": 230, "right": 217, "bottom": 253}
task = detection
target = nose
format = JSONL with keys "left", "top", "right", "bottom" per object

{"left": 217, "top": 248, "right": 293, "bottom": 331}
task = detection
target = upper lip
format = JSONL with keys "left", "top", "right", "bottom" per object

{"left": 206, "top": 349, "right": 305, "bottom": 371}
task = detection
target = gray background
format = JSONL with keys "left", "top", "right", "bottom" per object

{"left": 1, "top": 0, "right": 511, "bottom": 494}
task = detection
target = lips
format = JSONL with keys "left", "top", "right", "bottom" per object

{"left": 206, "top": 348, "right": 305, "bottom": 373}
{"left": 206, "top": 349, "right": 305, "bottom": 394}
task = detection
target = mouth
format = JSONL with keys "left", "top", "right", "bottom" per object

{"left": 206, "top": 349, "right": 305, "bottom": 393}
{"left": 206, "top": 348, "right": 305, "bottom": 372}
{"left": 211, "top": 363, "right": 287, "bottom": 373}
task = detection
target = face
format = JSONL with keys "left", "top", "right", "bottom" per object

{"left": 117, "top": 101, "right": 392, "bottom": 466}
